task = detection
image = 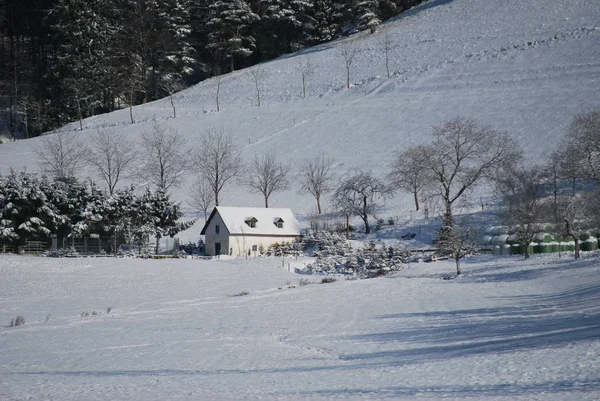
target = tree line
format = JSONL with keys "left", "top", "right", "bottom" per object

{"left": 0, "top": 172, "right": 191, "bottom": 254}
{"left": 0, "top": 0, "right": 423, "bottom": 138}
{"left": 387, "top": 109, "right": 600, "bottom": 273}
{"left": 2, "top": 108, "right": 598, "bottom": 260}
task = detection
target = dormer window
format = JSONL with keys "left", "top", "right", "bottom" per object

{"left": 274, "top": 217, "right": 284, "bottom": 228}
{"left": 245, "top": 217, "right": 258, "bottom": 228}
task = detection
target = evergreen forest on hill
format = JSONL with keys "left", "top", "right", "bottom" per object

{"left": 0, "top": 0, "right": 423, "bottom": 138}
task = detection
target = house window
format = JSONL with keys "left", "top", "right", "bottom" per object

{"left": 215, "top": 224, "right": 220, "bottom": 234}
{"left": 276, "top": 222, "right": 283, "bottom": 228}
{"left": 274, "top": 218, "right": 284, "bottom": 228}
{"left": 245, "top": 217, "right": 257, "bottom": 228}
{"left": 252, "top": 245, "right": 258, "bottom": 252}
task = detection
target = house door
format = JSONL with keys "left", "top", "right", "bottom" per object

{"left": 215, "top": 242, "right": 221, "bottom": 256}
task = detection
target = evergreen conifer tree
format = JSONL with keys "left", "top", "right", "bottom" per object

{"left": 206, "top": 0, "right": 259, "bottom": 72}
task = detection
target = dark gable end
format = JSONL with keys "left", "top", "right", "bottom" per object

{"left": 200, "top": 207, "right": 219, "bottom": 235}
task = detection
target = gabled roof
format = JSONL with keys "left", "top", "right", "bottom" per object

{"left": 201, "top": 206, "right": 301, "bottom": 236}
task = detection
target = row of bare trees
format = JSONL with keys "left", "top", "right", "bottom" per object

{"left": 187, "top": 35, "right": 393, "bottom": 118}
{"left": 34, "top": 122, "right": 337, "bottom": 221}
{"left": 35, "top": 109, "right": 599, "bottom": 264}
{"left": 387, "top": 109, "right": 600, "bottom": 267}
{"left": 496, "top": 109, "right": 600, "bottom": 260}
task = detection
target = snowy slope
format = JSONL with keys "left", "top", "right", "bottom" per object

{"left": 0, "top": 0, "right": 599, "bottom": 219}
{"left": 1, "top": 254, "right": 599, "bottom": 400}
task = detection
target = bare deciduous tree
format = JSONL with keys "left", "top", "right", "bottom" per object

{"left": 246, "top": 152, "right": 290, "bottom": 208}
{"left": 248, "top": 66, "right": 267, "bottom": 107}
{"left": 160, "top": 77, "right": 184, "bottom": 119}
{"left": 558, "top": 195, "right": 587, "bottom": 259}
{"left": 36, "top": 131, "right": 86, "bottom": 181}
{"left": 296, "top": 56, "right": 314, "bottom": 98}
{"left": 423, "top": 117, "right": 521, "bottom": 232}
{"left": 138, "top": 120, "right": 190, "bottom": 191}
{"left": 86, "top": 128, "right": 137, "bottom": 195}
{"left": 564, "top": 109, "right": 600, "bottom": 183}
{"left": 65, "top": 79, "right": 90, "bottom": 131}
{"left": 338, "top": 40, "right": 360, "bottom": 89}
{"left": 188, "top": 176, "right": 215, "bottom": 221}
{"left": 497, "top": 166, "right": 546, "bottom": 259}
{"left": 195, "top": 128, "right": 243, "bottom": 206}
{"left": 331, "top": 169, "right": 392, "bottom": 234}
{"left": 380, "top": 32, "right": 398, "bottom": 78}
{"left": 388, "top": 145, "right": 431, "bottom": 211}
{"left": 119, "top": 64, "right": 144, "bottom": 124}
{"left": 435, "top": 225, "right": 479, "bottom": 276}
{"left": 211, "top": 64, "right": 224, "bottom": 112}
{"left": 298, "top": 154, "right": 335, "bottom": 214}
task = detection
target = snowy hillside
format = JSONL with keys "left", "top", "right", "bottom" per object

{"left": 0, "top": 0, "right": 599, "bottom": 219}
{"left": 1, "top": 254, "right": 599, "bottom": 400}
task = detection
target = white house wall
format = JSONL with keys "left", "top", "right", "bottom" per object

{"left": 229, "top": 235, "right": 299, "bottom": 257}
{"left": 204, "top": 212, "right": 230, "bottom": 257}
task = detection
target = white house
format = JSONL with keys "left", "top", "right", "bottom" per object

{"left": 200, "top": 206, "right": 301, "bottom": 257}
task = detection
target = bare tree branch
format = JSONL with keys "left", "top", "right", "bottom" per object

{"left": 379, "top": 32, "right": 398, "bottom": 78}
{"left": 36, "top": 131, "right": 86, "bottom": 181}
{"left": 195, "top": 128, "right": 243, "bottom": 206}
{"left": 137, "top": 120, "right": 191, "bottom": 191}
{"left": 246, "top": 152, "right": 290, "bottom": 208}
{"left": 247, "top": 66, "right": 267, "bottom": 107}
{"left": 331, "top": 169, "right": 392, "bottom": 234}
{"left": 297, "top": 153, "right": 334, "bottom": 214}
{"left": 295, "top": 56, "right": 314, "bottom": 98}
{"left": 388, "top": 145, "right": 431, "bottom": 211}
{"left": 86, "top": 128, "right": 137, "bottom": 194}
{"left": 160, "top": 77, "right": 184, "bottom": 119}
{"left": 497, "top": 165, "right": 547, "bottom": 259}
{"left": 188, "top": 176, "right": 215, "bottom": 221}
{"left": 337, "top": 40, "right": 360, "bottom": 89}
{"left": 424, "top": 117, "right": 521, "bottom": 229}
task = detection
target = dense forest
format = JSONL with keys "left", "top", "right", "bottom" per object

{"left": 0, "top": 0, "right": 423, "bottom": 138}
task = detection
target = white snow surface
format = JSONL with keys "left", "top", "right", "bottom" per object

{"left": 0, "top": 0, "right": 598, "bottom": 224}
{"left": 1, "top": 254, "right": 599, "bottom": 400}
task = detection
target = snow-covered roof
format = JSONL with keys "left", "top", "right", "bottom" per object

{"left": 201, "top": 206, "right": 301, "bottom": 236}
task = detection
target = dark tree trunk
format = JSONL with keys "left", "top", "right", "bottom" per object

{"left": 413, "top": 191, "right": 420, "bottom": 211}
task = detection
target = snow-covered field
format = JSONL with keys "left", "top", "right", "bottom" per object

{"left": 1, "top": 0, "right": 599, "bottom": 222}
{"left": 2, "top": 2, "right": 599, "bottom": 396}
{"left": 1, "top": 254, "right": 599, "bottom": 400}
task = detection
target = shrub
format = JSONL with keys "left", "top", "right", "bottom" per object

{"left": 229, "top": 291, "right": 250, "bottom": 297}
{"left": 321, "top": 277, "right": 337, "bottom": 284}
{"left": 304, "top": 241, "right": 407, "bottom": 278}
{"left": 298, "top": 278, "right": 312, "bottom": 287}
{"left": 80, "top": 311, "right": 100, "bottom": 317}
{"left": 106, "top": 307, "right": 112, "bottom": 314}
{"left": 10, "top": 316, "right": 25, "bottom": 327}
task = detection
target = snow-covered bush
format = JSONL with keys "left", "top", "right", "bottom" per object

{"left": 302, "top": 231, "right": 351, "bottom": 257}
{"left": 304, "top": 237, "right": 406, "bottom": 278}
{"left": 267, "top": 241, "right": 303, "bottom": 257}
{"left": 43, "top": 246, "right": 79, "bottom": 258}
{"left": 171, "top": 248, "right": 187, "bottom": 258}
